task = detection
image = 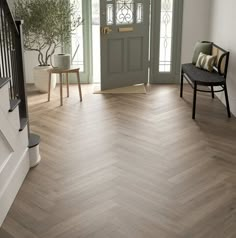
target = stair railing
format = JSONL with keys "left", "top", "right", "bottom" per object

{"left": 0, "top": 0, "right": 29, "bottom": 129}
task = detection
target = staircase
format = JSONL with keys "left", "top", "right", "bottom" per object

{"left": 0, "top": 0, "right": 40, "bottom": 226}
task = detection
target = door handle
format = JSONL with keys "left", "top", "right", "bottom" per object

{"left": 102, "top": 27, "right": 112, "bottom": 35}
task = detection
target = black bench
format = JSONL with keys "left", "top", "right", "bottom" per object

{"left": 180, "top": 42, "right": 230, "bottom": 119}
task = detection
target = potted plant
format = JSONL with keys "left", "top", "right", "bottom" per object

{"left": 14, "top": 0, "right": 82, "bottom": 92}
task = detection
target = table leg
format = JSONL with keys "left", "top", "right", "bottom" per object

{"left": 76, "top": 70, "right": 82, "bottom": 102}
{"left": 60, "top": 73, "right": 63, "bottom": 106}
{"left": 66, "top": 73, "right": 69, "bottom": 98}
{"left": 48, "top": 72, "right": 52, "bottom": 102}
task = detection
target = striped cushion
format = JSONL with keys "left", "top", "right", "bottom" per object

{"left": 192, "top": 41, "right": 212, "bottom": 64}
{"left": 196, "top": 52, "right": 216, "bottom": 72}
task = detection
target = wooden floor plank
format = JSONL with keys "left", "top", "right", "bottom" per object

{"left": 1, "top": 84, "right": 236, "bottom": 238}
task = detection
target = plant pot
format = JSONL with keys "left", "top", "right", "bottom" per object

{"left": 54, "top": 54, "right": 71, "bottom": 69}
{"left": 33, "top": 65, "right": 56, "bottom": 93}
{"left": 29, "top": 133, "right": 41, "bottom": 168}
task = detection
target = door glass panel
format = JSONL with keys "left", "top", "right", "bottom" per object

{"left": 136, "top": 3, "right": 143, "bottom": 24}
{"left": 116, "top": 0, "right": 134, "bottom": 25}
{"left": 92, "top": 0, "right": 101, "bottom": 83}
{"left": 70, "top": 0, "right": 84, "bottom": 71}
{"left": 106, "top": 4, "right": 114, "bottom": 25}
{"left": 159, "top": 0, "right": 173, "bottom": 72}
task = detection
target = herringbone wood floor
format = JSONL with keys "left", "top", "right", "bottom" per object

{"left": 1, "top": 84, "right": 236, "bottom": 238}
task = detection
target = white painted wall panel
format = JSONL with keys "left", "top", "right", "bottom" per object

{"left": 0, "top": 82, "right": 29, "bottom": 226}
{"left": 0, "top": 131, "right": 13, "bottom": 171}
{"left": 0, "top": 83, "right": 10, "bottom": 114}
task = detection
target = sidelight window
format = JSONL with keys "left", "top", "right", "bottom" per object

{"left": 159, "top": 0, "right": 173, "bottom": 72}
{"left": 70, "top": 0, "right": 84, "bottom": 71}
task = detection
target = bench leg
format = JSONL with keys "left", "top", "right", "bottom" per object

{"left": 224, "top": 83, "right": 231, "bottom": 118}
{"left": 180, "top": 70, "right": 184, "bottom": 98}
{"left": 211, "top": 86, "right": 214, "bottom": 99}
{"left": 192, "top": 82, "right": 197, "bottom": 120}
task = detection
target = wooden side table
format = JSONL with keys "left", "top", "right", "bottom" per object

{"left": 48, "top": 67, "right": 82, "bottom": 106}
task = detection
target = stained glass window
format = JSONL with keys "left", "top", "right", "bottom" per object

{"left": 136, "top": 3, "right": 143, "bottom": 24}
{"left": 116, "top": 0, "right": 134, "bottom": 25}
{"left": 106, "top": 4, "right": 114, "bottom": 25}
{"left": 159, "top": 0, "right": 173, "bottom": 72}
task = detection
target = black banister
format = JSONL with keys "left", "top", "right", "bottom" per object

{"left": 4, "top": 0, "right": 19, "bottom": 35}
{"left": 0, "top": 0, "right": 29, "bottom": 134}
{"left": 15, "top": 20, "right": 29, "bottom": 126}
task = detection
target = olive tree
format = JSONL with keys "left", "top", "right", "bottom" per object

{"left": 14, "top": 0, "right": 82, "bottom": 66}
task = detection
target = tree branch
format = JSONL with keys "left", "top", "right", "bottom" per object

{"left": 45, "top": 43, "right": 53, "bottom": 65}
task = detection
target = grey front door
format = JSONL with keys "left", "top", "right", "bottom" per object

{"left": 100, "top": 0, "right": 150, "bottom": 90}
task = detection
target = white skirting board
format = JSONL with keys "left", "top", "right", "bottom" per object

{"left": 0, "top": 149, "right": 30, "bottom": 226}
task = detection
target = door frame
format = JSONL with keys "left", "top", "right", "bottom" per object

{"left": 149, "top": 0, "right": 183, "bottom": 84}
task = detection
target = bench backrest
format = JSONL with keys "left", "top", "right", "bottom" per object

{"left": 212, "top": 43, "right": 230, "bottom": 78}
{"left": 202, "top": 41, "right": 230, "bottom": 78}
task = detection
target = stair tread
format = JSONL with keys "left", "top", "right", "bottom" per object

{"left": 19, "top": 118, "right": 28, "bottom": 132}
{"left": 9, "top": 99, "right": 21, "bottom": 112}
{"left": 0, "top": 77, "right": 10, "bottom": 89}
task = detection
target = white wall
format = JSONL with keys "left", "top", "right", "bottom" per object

{"left": 210, "top": 0, "right": 236, "bottom": 115}
{"left": 181, "top": 0, "right": 212, "bottom": 63}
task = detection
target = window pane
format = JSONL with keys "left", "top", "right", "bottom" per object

{"left": 116, "top": 0, "right": 134, "bottom": 25}
{"left": 159, "top": 0, "right": 173, "bottom": 73}
{"left": 136, "top": 3, "right": 143, "bottom": 24}
{"left": 71, "top": 0, "right": 84, "bottom": 71}
{"left": 92, "top": 0, "right": 101, "bottom": 83}
{"left": 106, "top": 4, "right": 114, "bottom": 25}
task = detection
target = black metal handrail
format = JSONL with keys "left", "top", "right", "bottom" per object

{"left": 0, "top": 0, "right": 28, "bottom": 126}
